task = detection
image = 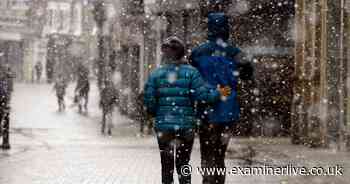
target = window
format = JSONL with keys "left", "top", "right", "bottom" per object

{"left": 10, "top": 0, "right": 30, "bottom": 9}
{"left": 46, "top": 2, "right": 72, "bottom": 34}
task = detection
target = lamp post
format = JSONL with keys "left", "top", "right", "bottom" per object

{"left": 91, "top": 0, "right": 107, "bottom": 90}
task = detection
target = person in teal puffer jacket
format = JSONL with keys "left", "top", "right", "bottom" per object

{"left": 144, "top": 36, "right": 231, "bottom": 184}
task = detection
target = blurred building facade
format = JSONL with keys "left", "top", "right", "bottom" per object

{"left": 42, "top": 0, "right": 97, "bottom": 83}
{"left": 0, "top": 0, "right": 98, "bottom": 82}
{"left": 0, "top": 0, "right": 41, "bottom": 81}
{"left": 293, "top": 0, "right": 350, "bottom": 149}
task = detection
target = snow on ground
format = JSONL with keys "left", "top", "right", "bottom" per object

{"left": 0, "top": 82, "right": 348, "bottom": 184}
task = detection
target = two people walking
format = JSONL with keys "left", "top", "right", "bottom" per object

{"left": 144, "top": 12, "right": 253, "bottom": 184}
{"left": 53, "top": 62, "right": 90, "bottom": 113}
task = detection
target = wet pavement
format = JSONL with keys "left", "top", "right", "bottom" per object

{"left": 0, "top": 83, "right": 349, "bottom": 184}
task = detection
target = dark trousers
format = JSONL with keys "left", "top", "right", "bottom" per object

{"left": 36, "top": 72, "right": 41, "bottom": 82}
{"left": 0, "top": 105, "right": 10, "bottom": 148}
{"left": 57, "top": 95, "right": 65, "bottom": 111}
{"left": 199, "top": 123, "right": 233, "bottom": 184}
{"left": 156, "top": 130, "right": 195, "bottom": 184}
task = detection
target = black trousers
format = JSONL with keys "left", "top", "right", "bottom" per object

{"left": 0, "top": 104, "right": 10, "bottom": 147}
{"left": 156, "top": 130, "right": 195, "bottom": 184}
{"left": 199, "top": 123, "right": 233, "bottom": 184}
{"left": 57, "top": 95, "right": 65, "bottom": 109}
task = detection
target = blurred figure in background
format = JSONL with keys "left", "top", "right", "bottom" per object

{"left": 0, "top": 51, "right": 14, "bottom": 150}
{"left": 136, "top": 91, "right": 153, "bottom": 136}
{"left": 99, "top": 71, "right": 121, "bottom": 136}
{"left": 53, "top": 74, "right": 68, "bottom": 112}
{"left": 99, "top": 80, "right": 118, "bottom": 136}
{"left": 74, "top": 62, "right": 90, "bottom": 113}
{"left": 34, "top": 61, "right": 43, "bottom": 83}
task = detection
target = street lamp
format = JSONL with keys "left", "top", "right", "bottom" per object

{"left": 91, "top": 0, "right": 107, "bottom": 90}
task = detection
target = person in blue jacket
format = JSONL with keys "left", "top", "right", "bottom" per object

{"left": 190, "top": 12, "right": 253, "bottom": 184}
{"left": 144, "top": 36, "right": 231, "bottom": 184}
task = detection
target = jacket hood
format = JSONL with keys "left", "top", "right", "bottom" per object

{"left": 208, "top": 13, "right": 230, "bottom": 41}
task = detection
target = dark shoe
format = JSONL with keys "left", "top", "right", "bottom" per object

{"left": 1, "top": 143, "right": 10, "bottom": 150}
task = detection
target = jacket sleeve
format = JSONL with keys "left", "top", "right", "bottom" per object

{"left": 143, "top": 72, "right": 158, "bottom": 116}
{"left": 234, "top": 52, "right": 254, "bottom": 81}
{"left": 190, "top": 70, "right": 220, "bottom": 104}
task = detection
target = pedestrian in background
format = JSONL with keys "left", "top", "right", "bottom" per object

{"left": 53, "top": 74, "right": 68, "bottom": 112}
{"left": 0, "top": 52, "right": 14, "bottom": 150}
{"left": 74, "top": 62, "right": 90, "bottom": 113}
{"left": 34, "top": 61, "right": 43, "bottom": 83}
{"left": 190, "top": 12, "right": 253, "bottom": 184}
{"left": 144, "top": 36, "right": 231, "bottom": 184}
{"left": 136, "top": 91, "right": 153, "bottom": 136}
{"left": 99, "top": 80, "right": 118, "bottom": 135}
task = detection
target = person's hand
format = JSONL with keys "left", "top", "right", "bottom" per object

{"left": 218, "top": 85, "right": 231, "bottom": 97}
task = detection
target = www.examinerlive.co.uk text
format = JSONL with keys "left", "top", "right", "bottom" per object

{"left": 180, "top": 164, "right": 344, "bottom": 176}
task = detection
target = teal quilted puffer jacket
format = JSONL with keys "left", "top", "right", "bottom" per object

{"left": 144, "top": 64, "right": 220, "bottom": 132}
